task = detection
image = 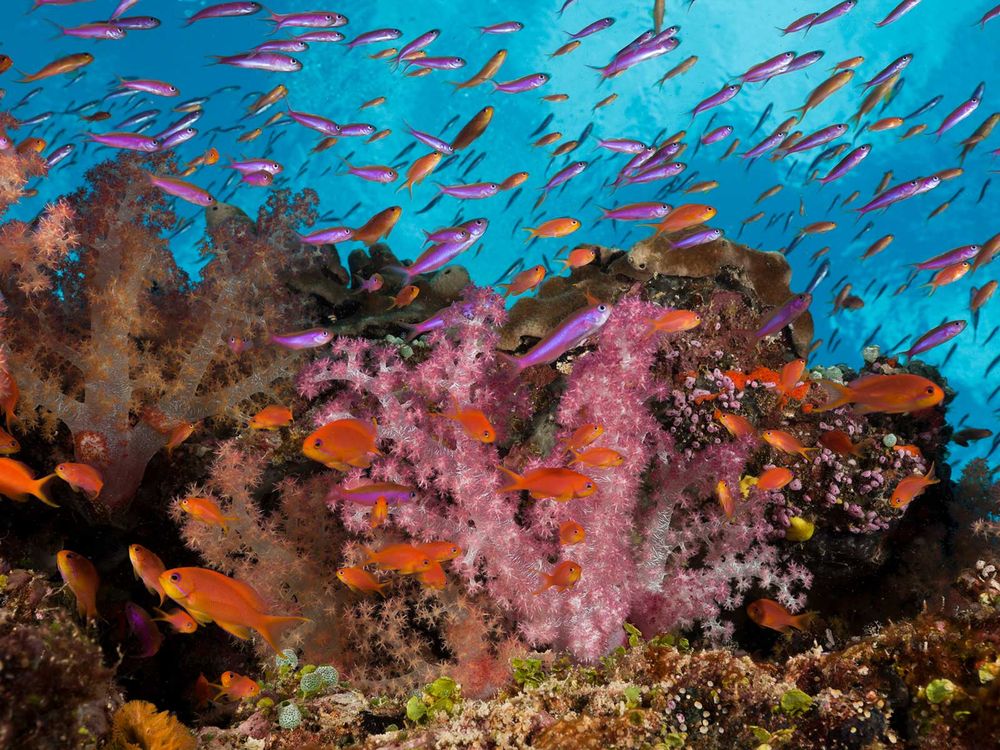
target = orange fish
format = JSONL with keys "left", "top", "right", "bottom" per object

{"left": 923, "top": 261, "right": 971, "bottom": 295}
{"left": 337, "top": 566, "right": 387, "bottom": 595}
{"left": 19, "top": 52, "right": 93, "bottom": 83}
{"left": 499, "top": 171, "right": 530, "bottom": 190}
{"left": 869, "top": 116, "right": 904, "bottom": 132}
{"left": 559, "top": 520, "right": 586, "bottom": 545}
{"left": 756, "top": 467, "right": 794, "bottom": 491}
{"left": 399, "top": 151, "right": 441, "bottom": 196}
{"left": 389, "top": 284, "right": 420, "bottom": 309}
{"left": 353, "top": 206, "right": 402, "bottom": 246}
{"left": 152, "top": 607, "right": 198, "bottom": 634}
{"left": 651, "top": 204, "right": 716, "bottom": 235}
{"left": 451, "top": 106, "right": 493, "bottom": 151}
{"left": 249, "top": 405, "right": 293, "bottom": 430}
{"left": 179, "top": 496, "right": 237, "bottom": 531}
{"left": 418, "top": 561, "right": 448, "bottom": 590}
{"left": 55, "top": 462, "right": 103, "bottom": 500}
{"left": 561, "top": 423, "right": 604, "bottom": 454}
{"left": 498, "top": 466, "right": 595, "bottom": 502}
{"left": 525, "top": 217, "right": 581, "bottom": 239}
{"left": 0, "top": 427, "right": 19, "bottom": 455}
{"left": 364, "top": 544, "right": 433, "bottom": 574}
{"left": 893, "top": 444, "right": 924, "bottom": 459}
{"left": 500, "top": 264, "right": 546, "bottom": 297}
{"left": 568, "top": 446, "right": 624, "bottom": 468}
{"left": 534, "top": 132, "right": 562, "bottom": 147}
{"left": 417, "top": 541, "right": 463, "bottom": 562}
{"left": 57, "top": 549, "right": 99, "bottom": 621}
{"left": 643, "top": 309, "right": 701, "bottom": 338}
{"left": 16, "top": 137, "right": 46, "bottom": 155}
{"left": 533, "top": 560, "right": 581, "bottom": 595}
{"left": 746, "top": 598, "right": 812, "bottom": 633}
{"left": 302, "top": 417, "right": 380, "bottom": 471}
{"left": 451, "top": 49, "right": 507, "bottom": 90}
{"left": 818, "top": 429, "right": 866, "bottom": 457}
{"left": 431, "top": 398, "right": 496, "bottom": 443}
{"left": 215, "top": 671, "right": 261, "bottom": 701}
{"left": 890, "top": 463, "right": 938, "bottom": 509}
{"left": 543, "top": 93, "right": 570, "bottom": 102}
{"left": 558, "top": 245, "right": 596, "bottom": 269}
{"left": 0, "top": 457, "right": 57, "bottom": 507}
{"left": 160, "top": 567, "right": 308, "bottom": 652}
{"left": 714, "top": 410, "right": 755, "bottom": 440}
{"left": 370, "top": 496, "right": 388, "bottom": 528}
{"left": 0, "top": 369, "right": 19, "bottom": 431}
{"left": 813, "top": 374, "right": 944, "bottom": 414}
{"left": 129, "top": 544, "right": 167, "bottom": 605}
{"left": 716, "top": 479, "right": 735, "bottom": 518}
{"left": 164, "top": 421, "right": 198, "bottom": 456}
{"left": 761, "top": 429, "right": 814, "bottom": 460}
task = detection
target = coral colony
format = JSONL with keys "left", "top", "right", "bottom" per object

{"left": 2, "top": 1, "right": 1000, "bottom": 748}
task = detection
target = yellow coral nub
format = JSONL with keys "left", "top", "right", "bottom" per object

{"left": 111, "top": 701, "right": 196, "bottom": 750}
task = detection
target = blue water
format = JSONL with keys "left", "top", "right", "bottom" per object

{"left": 7, "top": 0, "right": 1000, "bottom": 466}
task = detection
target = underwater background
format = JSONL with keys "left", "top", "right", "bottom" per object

{"left": 3, "top": 1, "right": 1000, "bottom": 748}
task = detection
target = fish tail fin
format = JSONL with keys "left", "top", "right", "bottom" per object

{"left": 790, "top": 611, "right": 816, "bottom": 631}
{"left": 812, "top": 379, "right": 854, "bottom": 412}
{"left": 496, "top": 464, "right": 525, "bottom": 492}
{"left": 403, "top": 324, "right": 420, "bottom": 342}
{"left": 926, "top": 461, "right": 939, "bottom": 483}
{"left": 522, "top": 227, "right": 538, "bottom": 239}
{"left": 43, "top": 18, "right": 65, "bottom": 41}
{"left": 32, "top": 473, "right": 59, "bottom": 508}
{"left": 567, "top": 448, "right": 581, "bottom": 465}
{"left": 532, "top": 573, "right": 553, "bottom": 596}
{"left": 255, "top": 614, "right": 310, "bottom": 652}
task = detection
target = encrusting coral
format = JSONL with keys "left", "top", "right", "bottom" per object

{"left": 110, "top": 701, "right": 197, "bottom": 750}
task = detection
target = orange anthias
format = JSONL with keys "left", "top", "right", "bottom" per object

{"left": 818, "top": 429, "right": 866, "bottom": 457}
{"left": 813, "top": 374, "right": 944, "bottom": 414}
{"left": 498, "top": 466, "right": 596, "bottom": 502}
{"left": 179, "top": 496, "right": 237, "bottom": 532}
{"left": 57, "top": 549, "right": 99, "bottom": 621}
{"left": 418, "top": 561, "right": 447, "bottom": 590}
{"left": 152, "top": 607, "right": 199, "bottom": 634}
{"left": 302, "top": 417, "right": 380, "bottom": 471}
{"left": 431, "top": 398, "right": 496, "bottom": 443}
{"left": 216, "top": 671, "right": 261, "bottom": 701}
{"left": 643, "top": 309, "right": 701, "bottom": 339}
{"left": 524, "top": 217, "right": 581, "bottom": 239}
{"left": 500, "top": 264, "right": 546, "bottom": 297}
{"left": 569, "top": 446, "right": 624, "bottom": 468}
{"left": 159, "top": 567, "right": 308, "bottom": 652}
{"left": 370, "top": 496, "right": 389, "bottom": 528}
{"left": 0, "top": 368, "right": 18, "bottom": 431}
{"left": 55, "top": 462, "right": 104, "bottom": 500}
{"left": 716, "top": 479, "right": 735, "bottom": 518}
{"left": 0, "top": 426, "right": 18, "bottom": 455}
{"left": 559, "top": 520, "right": 586, "bottom": 545}
{"left": 761, "top": 429, "right": 815, "bottom": 460}
{"left": 389, "top": 284, "right": 420, "bottom": 310}
{"left": 714, "top": 410, "right": 755, "bottom": 440}
{"left": 756, "top": 467, "right": 794, "bottom": 491}
{"left": 249, "top": 405, "right": 293, "bottom": 430}
{"left": 417, "top": 541, "right": 463, "bottom": 562}
{"left": 533, "top": 560, "right": 582, "bottom": 595}
{"left": 129, "top": 543, "right": 167, "bottom": 605}
{"left": 0, "top": 457, "right": 57, "bottom": 507}
{"left": 561, "top": 423, "right": 604, "bottom": 454}
{"left": 337, "top": 566, "right": 387, "bottom": 595}
{"left": 558, "top": 246, "right": 597, "bottom": 269}
{"left": 890, "top": 463, "right": 939, "bottom": 509}
{"left": 364, "top": 544, "right": 433, "bottom": 574}
{"left": 651, "top": 204, "right": 716, "bottom": 235}
{"left": 747, "top": 598, "right": 812, "bottom": 633}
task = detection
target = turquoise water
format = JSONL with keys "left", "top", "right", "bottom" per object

{"left": 7, "top": 0, "right": 1000, "bottom": 465}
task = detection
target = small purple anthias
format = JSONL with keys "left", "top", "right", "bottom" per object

{"left": 501, "top": 302, "right": 613, "bottom": 374}
{"left": 270, "top": 328, "right": 335, "bottom": 350}
{"left": 754, "top": 293, "right": 813, "bottom": 339}
{"left": 387, "top": 218, "right": 489, "bottom": 283}
{"left": 297, "top": 226, "right": 354, "bottom": 246}
{"left": 902, "top": 320, "right": 967, "bottom": 360}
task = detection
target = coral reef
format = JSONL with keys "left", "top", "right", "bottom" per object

{"left": 110, "top": 701, "right": 196, "bottom": 750}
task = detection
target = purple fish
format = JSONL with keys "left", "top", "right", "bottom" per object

{"left": 597, "top": 37, "right": 677, "bottom": 78}
{"left": 912, "top": 245, "right": 980, "bottom": 270}
{"left": 807, "top": 0, "right": 857, "bottom": 30}
{"left": 933, "top": 95, "right": 981, "bottom": 139}
{"left": 298, "top": 226, "right": 353, "bottom": 245}
{"left": 480, "top": 21, "right": 524, "bottom": 34}
{"left": 743, "top": 131, "right": 787, "bottom": 159}
{"left": 856, "top": 179, "right": 921, "bottom": 214}
{"left": 861, "top": 54, "right": 912, "bottom": 90}
{"left": 642, "top": 142, "right": 683, "bottom": 170}
{"left": 113, "top": 16, "right": 160, "bottom": 30}
{"left": 491, "top": 73, "right": 548, "bottom": 93}
{"left": 296, "top": 30, "right": 344, "bottom": 42}
{"left": 978, "top": 4, "right": 1000, "bottom": 28}
{"left": 701, "top": 125, "right": 733, "bottom": 145}
{"left": 903, "top": 320, "right": 966, "bottom": 359}
{"left": 502, "top": 303, "right": 612, "bottom": 373}
{"left": 600, "top": 202, "right": 672, "bottom": 221}
{"left": 406, "top": 123, "right": 455, "bottom": 154}
{"left": 596, "top": 138, "right": 647, "bottom": 154}
{"left": 614, "top": 147, "right": 657, "bottom": 184}
{"left": 212, "top": 52, "right": 302, "bottom": 72}
{"left": 116, "top": 109, "right": 159, "bottom": 130}
{"left": 569, "top": 17, "right": 615, "bottom": 39}
{"left": 268, "top": 11, "right": 348, "bottom": 30}
{"left": 124, "top": 603, "right": 163, "bottom": 658}
{"left": 241, "top": 170, "right": 273, "bottom": 187}
{"left": 119, "top": 79, "right": 179, "bottom": 97}
{"left": 45, "top": 143, "right": 74, "bottom": 169}
{"left": 818, "top": 144, "right": 871, "bottom": 184}
{"left": 912, "top": 175, "right": 941, "bottom": 196}
{"left": 270, "top": 328, "right": 334, "bottom": 349}
{"left": 424, "top": 226, "right": 470, "bottom": 244}
{"left": 755, "top": 293, "right": 812, "bottom": 339}
{"left": 157, "top": 112, "right": 202, "bottom": 140}
{"left": 542, "top": 161, "right": 588, "bottom": 192}
{"left": 782, "top": 50, "right": 825, "bottom": 74}
{"left": 51, "top": 22, "right": 126, "bottom": 40}
{"left": 437, "top": 182, "right": 500, "bottom": 199}
{"left": 88, "top": 131, "right": 159, "bottom": 151}
{"left": 626, "top": 161, "right": 686, "bottom": 185}
{"left": 393, "top": 29, "right": 441, "bottom": 69}
{"left": 739, "top": 52, "right": 796, "bottom": 83}
{"left": 255, "top": 39, "right": 309, "bottom": 53}
{"left": 779, "top": 13, "right": 818, "bottom": 34}
{"left": 408, "top": 56, "right": 467, "bottom": 71}
{"left": 342, "top": 161, "right": 398, "bottom": 183}
{"left": 673, "top": 228, "right": 724, "bottom": 249}
{"left": 615, "top": 30, "right": 655, "bottom": 57}
{"left": 387, "top": 219, "right": 488, "bottom": 282}
{"left": 287, "top": 107, "right": 340, "bottom": 136}
{"left": 185, "top": 2, "right": 262, "bottom": 25}
{"left": 783, "top": 124, "right": 848, "bottom": 154}
{"left": 148, "top": 174, "right": 215, "bottom": 206}
{"left": 348, "top": 28, "right": 402, "bottom": 48}
{"left": 876, "top": 0, "right": 922, "bottom": 27}
{"left": 338, "top": 123, "right": 377, "bottom": 137}
{"left": 330, "top": 483, "right": 417, "bottom": 506}
{"left": 690, "top": 84, "right": 741, "bottom": 119}
{"left": 111, "top": 0, "right": 140, "bottom": 18}
{"left": 158, "top": 127, "right": 198, "bottom": 151}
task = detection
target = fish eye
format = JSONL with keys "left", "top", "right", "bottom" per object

{"left": 65, "top": 551, "right": 76, "bottom": 559}
{"left": 926, "top": 386, "right": 935, "bottom": 394}
{"left": 170, "top": 573, "right": 181, "bottom": 581}
{"left": 585, "top": 482, "right": 593, "bottom": 490}
{"left": 314, "top": 438, "right": 323, "bottom": 447}
{"left": 598, "top": 304, "right": 607, "bottom": 312}
{"left": 483, "top": 430, "right": 491, "bottom": 437}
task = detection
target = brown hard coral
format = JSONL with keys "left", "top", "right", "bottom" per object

{"left": 628, "top": 230, "right": 815, "bottom": 356}
{"left": 110, "top": 701, "right": 196, "bottom": 750}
